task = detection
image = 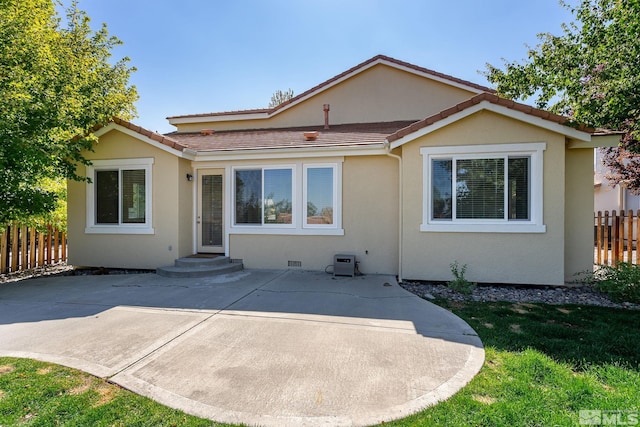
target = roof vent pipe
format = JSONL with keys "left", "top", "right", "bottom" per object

{"left": 323, "top": 104, "right": 330, "bottom": 129}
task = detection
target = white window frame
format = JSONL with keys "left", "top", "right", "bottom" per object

{"left": 420, "top": 143, "right": 546, "bottom": 233}
{"left": 85, "top": 158, "right": 154, "bottom": 235}
{"left": 232, "top": 165, "right": 296, "bottom": 229}
{"left": 229, "top": 161, "right": 343, "bottom": 236}
{"left": 303, "top": 163, "right": 340, "bottom": 230}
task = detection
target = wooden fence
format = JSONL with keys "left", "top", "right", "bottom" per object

{"left": 594, "top": 210, "right": 639, "bottom": 266}
{"left": 0, "top": 224, "right": 67, "bottom": 274}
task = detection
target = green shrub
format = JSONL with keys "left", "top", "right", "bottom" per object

{"left": 593, "top": 262, "right": 640, "bottom": 304}
{"left": 448, "top": 261, "right": 476, "bottom": 296}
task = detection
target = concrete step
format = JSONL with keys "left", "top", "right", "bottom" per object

{"left": 175, "top": 256, "right": 233, "bottom": 268}
{"left": 156, "top": 256, "right": 243, "bottom": 278}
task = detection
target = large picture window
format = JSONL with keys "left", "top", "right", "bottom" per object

{"left": 231, "top": 162, "right": 342, "bottom": 235}
{"left": 421, "top": 144, "right": 545, "bottom": 233}
{"left": 85, "top": 158, "right": 153, "bottom": 234}
{"left": 235, "top": 168, "right": 293, "bottom": 226}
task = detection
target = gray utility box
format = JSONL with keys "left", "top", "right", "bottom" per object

{"left": 334, "top": 254, "right": 356, "bottom": 277}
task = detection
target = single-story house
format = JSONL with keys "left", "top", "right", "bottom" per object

{"left": 67, "top": 55, "right": 618, "bottom": 285}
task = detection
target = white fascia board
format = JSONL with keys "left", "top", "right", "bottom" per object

{"left": 167, "top": 112, "right": 269, "bottom": 125}
{"left": 568, "top": 133, "right": 621, "bottom": 149}
{"left": 389, "top": 101, "right": 592, "bottom": 149}
{"left": 481, "top": 102, "right": 592, "bottom": 141}
{"left": 191, "top": 145, "right": 387, "bottom": 162}
{"left": 380, "top": 59, "right": 486, "bottom": 94}
{"left": 93, "top": 123, "right": 195, "bottom": 159}
{"left": 389, "top": 104, "right": 486, "bottom": 149}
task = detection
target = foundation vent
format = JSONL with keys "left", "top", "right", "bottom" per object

{"left": 288, "top": 260, "right": 302, "bottom": 268}
{"left": 230, "top": 258, "right": 243, "bottom": 264}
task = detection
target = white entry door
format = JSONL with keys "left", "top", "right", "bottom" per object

{"left": 197, "top": 169, "right": 224, "bottom": 253}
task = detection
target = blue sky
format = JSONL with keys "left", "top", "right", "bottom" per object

{"left": 63, "top": 1, "right": 574, "bottom": 134}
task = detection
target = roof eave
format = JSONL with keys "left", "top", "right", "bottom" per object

{"left": 94, "top": 121, "right": 195, "bottom": 159}
{"left": 191, "top": 144, "right": 387, "bottom": 162}
{"left": 568, "top": 133, "right": 622, "bottom": 149}
{"left": 166, "top": 55, "right": 491, "bottom": 126}
{"left": 167, "top": 111, "right": 270, "bottom": 125}
{"left": 388, "top": 100, "right": 592, "bottom": 150}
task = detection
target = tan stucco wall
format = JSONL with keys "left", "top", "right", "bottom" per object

{"left": 174, "top": 64, "right": 477, "bottom": 133}
{"left": 401, "top": 111, "right": 568, "bottom": 285}
{"left": 178, "top": 158, "right": 194, "bottom": 258}
{"left": 565, "top": 147, "right": 595, "bottom": 280}
{"left": 229, "top": 155, "right": 399, "bottom": 274}
{"left": 67, "top": 130, "right": 191, "bottom": 269}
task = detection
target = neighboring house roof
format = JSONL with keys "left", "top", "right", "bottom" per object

{"left": 166, "top": 54, "right": 494, "bottom": 124}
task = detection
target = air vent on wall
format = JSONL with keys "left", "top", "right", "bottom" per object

{"left": 288, "top": 260, "right": 302, "bottom": 268}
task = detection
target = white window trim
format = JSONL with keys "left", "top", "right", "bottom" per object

{"left": 232, "top": 165, "right": 297, "bottom": 229}
{"left": 420, "top": 143, "right": 546, "bottom": 233}
{"left": 229, "top": 161, "right": 344, "bottom": 236}
{"left": 85, "top": 158, "right": 154, "bottom": 235}
{"left": 303, "top": 163, "right": 340, "bottom": 230}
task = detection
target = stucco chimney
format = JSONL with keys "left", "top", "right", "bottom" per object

{"left": 323, "top": 104, "right": 330, "bottom": 129}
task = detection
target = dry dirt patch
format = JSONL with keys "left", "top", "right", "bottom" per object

{"left": 0, "top": 365, "right": 15, "bottom": 375}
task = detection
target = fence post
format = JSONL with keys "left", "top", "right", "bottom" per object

{"left": 29, "top": 228, "right": 36, "bottom": 269}
{"left": 604, "top": 210, "right": 610, "bottom": 265}
{"left": 45, "top": 225, "right": 52, "bottom": 265}
{"left": 596, "top": 211, "right": 602, "bottom": 265}
{"left": 618, "top": 210, "right": 625, "bottom": 264}
{"left": 20, "top": 225, "right": 27, "bottom": 270}
{"left": 0, "top": 226, "right": 7, "bottom": 274}
{"left": 636, "top": 210, "right": 640, "bottom": 264}
{"left": 627, "top": 210, "right": 633, "bottom": 263}
{"left": 10, "top": 225, "right": 19, "bottom": 272}
{"left": 612, "top": 210, "right": 619, "bottom": 265}
{"left": 37, "top": 230, "right": 45, "bottom": 267}
{"left": 60, "top": 231, "right": 67, "bottom": 262}
{"left": 53, "top": 228, "right": 59, "bottom": 263}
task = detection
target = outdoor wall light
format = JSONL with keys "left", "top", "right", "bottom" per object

{"left": 186, "top": 173, "right": 194, "bottom": 182}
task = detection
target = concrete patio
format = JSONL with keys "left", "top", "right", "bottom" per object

{"left": 0, "top": 269, "right": 484, "bottom": 426}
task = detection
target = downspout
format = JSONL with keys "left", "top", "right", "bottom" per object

{"left": 384, "top": 140, "right": 403, "bottom": 283}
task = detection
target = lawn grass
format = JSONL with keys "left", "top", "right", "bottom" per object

{"left": 0, "top": 301, "right": 638, "bottom": 426}
{"left": 386, "top": 299, "right": 640, "bottom": 426}
{"left": 0, "top": 358, "right": 226, "bottom": 426}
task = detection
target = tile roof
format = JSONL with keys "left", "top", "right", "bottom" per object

{"left": 102, "top": 118, "right": 187, "bottom": 151}
{"left": 166, "top": 55, "right": 494, "bottom": 120}
{"left": 103, "top": 95, "right": 597, "bottom": 155}
{"left": 166, "top": 121, "right": 417, "bottom": 151}
{"left": 386, "top": 92, "right": 595, "bottom": 143}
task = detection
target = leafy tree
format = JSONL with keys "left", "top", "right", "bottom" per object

{"left": 268, "top": 88, "right": 294, "bottom": 108}
{"left": 0, "top": 0, "right": 138, "bottom": 224}
{"left": 485, "top": 0, "right": 640, "bottom": 190}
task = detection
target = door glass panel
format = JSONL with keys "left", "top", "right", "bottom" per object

{"left": 202, "top": 175, "right": 223, "bottom": 246}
